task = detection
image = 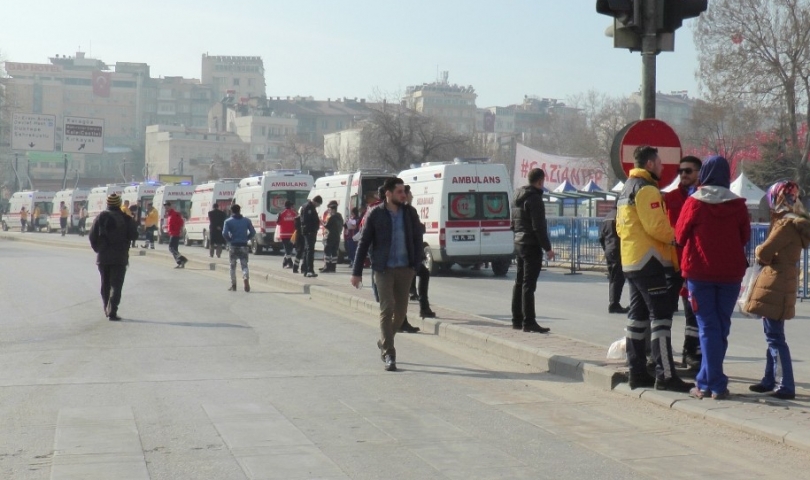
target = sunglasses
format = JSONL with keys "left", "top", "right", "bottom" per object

{"left": 678, "top": 168, "right": 698, "bottom": 174}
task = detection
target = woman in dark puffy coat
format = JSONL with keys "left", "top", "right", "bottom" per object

{"left": 744, "top": 180, "right": 810, "bottom": 400}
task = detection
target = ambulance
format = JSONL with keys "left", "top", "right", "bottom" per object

{"left": 121, "top": 182, "right": 160, "bottom": 222}
{"left": 233, "top": 170, "right": 314, "bottom": 254}
{"left": 185, "top": 180, "right": 238, "bottom": 247}
{"left": 3, "top": 191, "right": 56, "bottom": 232}
{"left": 307, "top": 170, "right": 395, "bottom": 259}
{"left": 152, "top": 184, "right": 195, "bottom": 244}
{"left": 399, "top": 159, "right": 514, "bottom": 276}
{"left": 48, "top": 188, "right": 89, "bottom": 233}
{"left": 85, "top": 185, "right": 125, "bottom": 229}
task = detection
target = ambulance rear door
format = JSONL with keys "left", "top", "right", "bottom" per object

{"left": 444, "top": 169, "right": 482, "bottom": 259}
{"left": 476, "top": 165, "right": 513, "bottom": 257}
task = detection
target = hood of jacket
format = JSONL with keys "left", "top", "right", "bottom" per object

{"left": 691, "top": 186, "right": 741, "bottom": 205}
{"left": 698, "top": 155, "right": 731, "bottom": 188}
{"left": 628, "top": 168, "right": 658, "bottom": 185}
{"left": 515, "top": 185, "right": 542, "bottom": 208}
{"left": 785, "top": 213, "right": 810, "bottom": 248}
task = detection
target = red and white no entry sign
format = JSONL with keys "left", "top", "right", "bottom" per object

{"left": 610, "top": 119, "right": 682, "bottom": 187}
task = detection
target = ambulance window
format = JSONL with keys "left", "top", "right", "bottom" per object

{"left": 481, "top": 193, "right": 509, "bottom": 219}
{"left": 448, "top": 193, "right": 477, "bottom": 220}
{"left": 266, "top": 191, "right": 288, "bottom": 215}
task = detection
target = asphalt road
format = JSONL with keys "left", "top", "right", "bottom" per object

{"left": 1, "top": 240, "right": 810, "bottom": 479}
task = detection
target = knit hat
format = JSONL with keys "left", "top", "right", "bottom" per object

{"left": 107, "top": 193, "right": 122, "bottom": 208}
{"left": 767, "top": 180, "right": 799, "bottom": 212}
{"left": 698, "top": 155, "right": 731, "bottom": 189}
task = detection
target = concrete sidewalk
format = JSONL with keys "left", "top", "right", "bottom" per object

{"left": 4, "top": 230, "right": 810, "bottom": 453}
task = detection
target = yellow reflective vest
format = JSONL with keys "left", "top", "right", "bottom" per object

{"left": 616, "top": 168, "right": 679, "bottom": 277}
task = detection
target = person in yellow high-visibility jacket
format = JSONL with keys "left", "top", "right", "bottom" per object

{"left": 141, "top": 204, "right": 159, "bottom": 249}
{"left": 616, "top": 145, "right": 691, "bottom": 393}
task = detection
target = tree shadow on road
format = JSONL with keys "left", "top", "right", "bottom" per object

{"left": 123, "top": 318, "right": 251, "bottom": 329}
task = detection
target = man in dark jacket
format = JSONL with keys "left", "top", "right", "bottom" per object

{"left": 511, "top": 168, "right": 555, "bottom": 333}
{"left": 351, "top": 177, "right": 423, "bottom": 372}
{"left": 300, "top": 195, "right": 323, "bottom": 278}
{"left": 599, "top": 208, "right": 628, "bottom": 314}
{"left": 208, "top": 203, "right": 227, "bottom": 258}
{"left": 88, "top": 193, "right": 139, "bottom": 321}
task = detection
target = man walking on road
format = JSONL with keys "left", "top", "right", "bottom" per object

{"left": 165, "top": 202, "right": 187, "bottom": 269}
{"left": 617, "top": 146, "right": 694, "bottom": 392}
{"left": 599, "top": 208, "right": 628, "bottom": 314}
{"left": 88, "top": 193, "right": 139, "bottom": 321}
{"left": 300, "top": 195, "right": 323, "bottom": 278}
{"left": 59, "top": 201, "right": 70, "bottom": 236}
{"left": 351, "top": 177, "right": 423, "bottom": 372}
{"left": 207, "top": 203, "right": 227, "bottom": 258}
{"left": 664, "top": 156, "right": 703, "bottom": 371}
{"left": 141, "top": 204, "right": 158, "bottom": 249}
{"left": 511, "top": 168, "right": 556, "bottom": 333}
{"left": 222, "top": 204, "right": 256, "bottom": 292}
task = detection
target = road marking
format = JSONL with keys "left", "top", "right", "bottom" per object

{"left": 51, "top": 406, "right": 149, "bottom": 480}
{"left": 204, "top": 403, "right": 349, "bottom": 479}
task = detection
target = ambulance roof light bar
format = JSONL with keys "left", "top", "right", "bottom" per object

{"left": 263, "top": 169, "right": 302, "bottom": 176}
{"left": 453, "top": 157, "right": 491, "bottom": 164}
{"left": 419, "top": 162, "right": 452, "bottom": 167}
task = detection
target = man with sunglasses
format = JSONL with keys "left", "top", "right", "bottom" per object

{"left": 664, "top": 156, "right": 703, "bottom": 371}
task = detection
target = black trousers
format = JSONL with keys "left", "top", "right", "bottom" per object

{"left": 98, "top": 264, "right": 127, "bottom": 316}
{"left": 410, "top": 263, "right": 431, "bottom": 310}
{"left": 511, "top": 244, "right": 543, "bottom": 326}
{"left": 625, "top": 273, "right": 680, "bottom": 379}
{"left": 607, "top": 261, "right": 626, "bottom": 307}
{"left": 169, "top": 236, "right": 182, "bottom": 264}
{"left": 670, "top": 275, "right": 700, "bottom": 355}
{"left": 303, "top": 232, "right": 317, "bottom": 274}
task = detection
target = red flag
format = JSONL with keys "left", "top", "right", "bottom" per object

{"left": 92, "top": 71, "right": 111, "bottom": 97}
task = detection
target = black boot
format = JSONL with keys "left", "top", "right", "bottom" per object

{"left": 399, "top": 316, "right": 420, "bottom": 333}
{"left": 292, "top": 261, "right": 299, "bottom": 274}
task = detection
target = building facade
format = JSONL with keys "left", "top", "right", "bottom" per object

{"left": 403, "top": 72, "right": 477, "bottom": 134}
{"left": 201, "top": 55, "right": 265, "bottom": 101}
{"left": 145, "top": 124, "right": 249, "bottom": 181}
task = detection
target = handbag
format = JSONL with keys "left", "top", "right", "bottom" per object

{"left": 736, "top": 264, "right": 762, "bottom": 317}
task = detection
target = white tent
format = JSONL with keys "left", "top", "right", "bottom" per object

{"left": 611, "top": 181, "right": 624, "bottom": 193}
{"left": 661, "top": 175, "right": 680, "bottom": 193}
{"left": 730, "top": 173, "right": 767, "bottom": 207}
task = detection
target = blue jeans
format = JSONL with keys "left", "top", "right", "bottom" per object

{"left": 345, "top": 237, "right": 357, "bottom": 266}
{"left": 761, "top": 318, "right": 795, "bottom": 394}
{"left": 687, "top": 280, "right": 739, "bottom": 394}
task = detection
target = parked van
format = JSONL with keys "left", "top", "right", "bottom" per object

{"left": 399, "top": 159, "right": 513, "bottom": 276}
{"left": 307, "top": 170, "right": 395, "bottom": 259}
{"left": 86, "top": 185, "right": 125, "bottom": 228}
{"left": 3, "top": 191, "right": 56, "bottom": 232}
{"left": 48, "top": 188, "right": 89, "bottom": 233}
{"left": 233, "top": 170, "right": 314, "bottom": 254}
{"left": 185, "top": 180, "right": 238, "bottom": 247}
{"left": 152, "top": 184, "right": 195, "bottom": 243}
{"left": 121, "top": 182, "right": 160, "bottom": 222}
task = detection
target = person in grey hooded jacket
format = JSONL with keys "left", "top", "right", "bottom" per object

{"left": 222, "top": 204, "right": 256, "bottom": 292}
{"left": 510, "top": 168, "right": 555, "bottom": 333}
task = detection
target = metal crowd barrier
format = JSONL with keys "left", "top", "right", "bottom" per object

{"left": 545, "top": 217, "right": 809, "bottom": 299}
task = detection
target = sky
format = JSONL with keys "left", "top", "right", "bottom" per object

{"left": 0, "top": 0, "right": 702, "bottom": 107}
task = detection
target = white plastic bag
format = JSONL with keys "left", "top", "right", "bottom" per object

{"left": 736, "top": 264, "right": 762, "bottom": 317}
{"left": 607, "top": 337, "right": 626, "bottom": 360}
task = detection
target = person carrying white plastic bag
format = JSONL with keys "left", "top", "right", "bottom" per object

{"left": 736, "top": 264, "right": 762, "bottom": 317}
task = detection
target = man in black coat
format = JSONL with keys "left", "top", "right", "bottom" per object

{"left": 89, "top": 193, "right": 139, "bottom": 321}
{"left": 599, "top": 208, "right": 629, "bottom": 314}
{"left": 510, "top": 168, "right": 556, "bottom": 333}
{"left": 300, "top": 195, "right": 323, "bottom": 277}
{"left": 208, "top": 203, "right": 227, "bottom": 258}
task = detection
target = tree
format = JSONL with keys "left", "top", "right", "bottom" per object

{"left": 282, "top": 134, "right": 321, "bottom": 171}
{"left": 210, "top": 150, "right": 258, "bottom": 179}
{"left": 694, "top": 0, "right": 810, "bottom": 180}
{"left": 360, "top": 106, "right": 472, "bottom": 171}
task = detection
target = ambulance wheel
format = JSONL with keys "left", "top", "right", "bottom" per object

{"left": 250, "top": 240, "right": 262, "bottom": 255}
{"left": 203, "top": 231, "right": 210, "bottom": 249}
{"left": 424, "top": 247, "right": 440, "bottom": 276}
{"left": 491, "top": 259, "right": 511, "bottom": 277}
{"left": 183, "top": 231, "right": 192, "bottom": 246}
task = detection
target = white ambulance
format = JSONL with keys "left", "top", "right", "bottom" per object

{"left": 48, "top": 188, "right": 89, "bottom": 232}
{"left": 399, "top": 159, "right": 514, "bottom": 276}
{"left": 307, "top": 170, "right": 395, "bottom": 259}
{"left": 85, "top": 185, "right": 125, "bottom": 229}
{"left": 3, "top": 191, "right": 56, "bottom": 232}
{"left": 233, "top": 170, "right": 314, "bottom": 254}
{"left": 121, "top": 182, "right": 160, "bottom": 221}
{"left": 152, "top": 184, "right": 195, "bottom": 244}
{"left": 185, "top": 180, "right": 238, "bottom": 247}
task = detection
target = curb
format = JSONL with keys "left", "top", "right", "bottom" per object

{"left": 4, "top": 233, "right": 810, "bottom": 453}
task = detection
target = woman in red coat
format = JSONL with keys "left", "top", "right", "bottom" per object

{"left": 675, "top": 156, "right": 750, "bottom": 400}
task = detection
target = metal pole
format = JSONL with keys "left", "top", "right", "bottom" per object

{"left": 640, "top": 0, "right": 658, "bottom": 119}
{"left": 62, "top": 154, "right": 68, "bottom": 190}
{"left": 13, "top": 153, "right": 19, "bottom": 192}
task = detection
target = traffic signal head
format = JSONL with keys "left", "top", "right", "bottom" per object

{"left": 596, "top": 0, "right": 642, "bottom": 29}
{"left": 661, "top": 0, "right": 708, "bottom": 32}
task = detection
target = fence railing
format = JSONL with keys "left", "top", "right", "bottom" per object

{"left": 546, "top": 217, "right": 810, "bottom": 299}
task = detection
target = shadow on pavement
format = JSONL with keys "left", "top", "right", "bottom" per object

{"left": 395, "top": 362, "right": 569, "bottom": 381}
{"left": 123, "top": 318, "right": 251, "bottom": 329}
